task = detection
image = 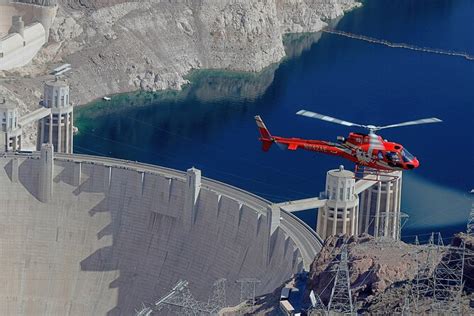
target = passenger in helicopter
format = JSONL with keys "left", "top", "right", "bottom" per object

{"left": 386, "top": 151, "right": 401, "bottom": 165}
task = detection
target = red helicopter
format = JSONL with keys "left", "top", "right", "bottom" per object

{"left": 255, "top": 110, "right": 442, "bottom": 172}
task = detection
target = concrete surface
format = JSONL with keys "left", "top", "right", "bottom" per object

{"left": 0, "top": 151, "right": 322, "bottom": 315}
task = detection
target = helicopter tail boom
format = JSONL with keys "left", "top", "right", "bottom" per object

{"left": 255, "top": 116, "right": 274, "bottom": 152}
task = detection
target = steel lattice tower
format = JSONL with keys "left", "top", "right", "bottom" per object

{"left": 236, "top": 278, "right": 260, "bottom": 306}
{"left": 207, "top": 278, "right": 227, "bottom": 313}
{"left": 401, "top": 297, "right": 411, "bottom": 316}
{"left": 136, "top": 279, "right": 227, "bottom": 316}
{"left": 432, "top": 242, "right": 466, "bottom": 314}
{"left": 410, "top": 234, "right": 435, "bottom": 311}
{"left": 328, "top": 245, "right": 353, "bottom": 314}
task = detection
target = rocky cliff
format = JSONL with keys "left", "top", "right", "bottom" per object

{"left": 1, "top": 0, "right": 361, "bottom": 106}
{"left": 307, "top": 234, "right": 474, "bottom": 314}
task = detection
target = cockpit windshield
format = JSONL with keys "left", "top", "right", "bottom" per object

{"left": 401, "top": 148, "right": 415, "bottom": 163}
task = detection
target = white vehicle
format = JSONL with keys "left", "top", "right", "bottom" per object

{"left": 280, "top": 300, "right": 296, "bottom": 315}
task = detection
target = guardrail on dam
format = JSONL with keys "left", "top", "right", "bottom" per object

{"left": 0, "top": 148, "right": 322, "bottom": 315}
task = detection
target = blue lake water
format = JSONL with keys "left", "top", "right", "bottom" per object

{"left": 75, "top": 0, "right": 474, "bottom": 240}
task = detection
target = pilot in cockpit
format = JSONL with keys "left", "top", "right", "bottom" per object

{"left": 386, "top": 152, "right": 400, "bottom": 163}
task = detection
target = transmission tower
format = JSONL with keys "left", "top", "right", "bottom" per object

{"left": 467, "top": 189, "right": 474, "bottom": 236}
{"left": 432, "top": 241, "right": 466, "bottom": 314}
{"left": 414, "top": 235, "right": 420, "bottom": 246}
{"left": 207, "top": 278, "right": 227, "bottom": 313}
{"left": 156, "top": 280, "right": 206, "bottom": 315}
{"left": 401, "top": 297, "right": 411, "bottom": 316}
{"left": 410, "top": 234, "right": 435, "bottom": 311}
{"left": 436, "top": 232, "right": 444, "bottom": 248}
{"left": 136, "top": 279, "right": 226, "bottom": 316}
{"left": 236, "top": 278, "right": 260, "bottom": 306}
{"left": 308, "top": 290, "right": 327, "bottom": 316}
{"left": 328, "top": 245, "right": 353, "bottom": 314}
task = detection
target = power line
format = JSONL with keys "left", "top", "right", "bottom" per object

{"left": 75, "top": 130, "right": 316, "bottom": 199}
{"left": 105, "top": 115, "right": 316, "bottom": 184}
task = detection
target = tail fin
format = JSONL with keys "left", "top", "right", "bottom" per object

{"left": 255, "top": 115, "right": 273, "bottom": 152}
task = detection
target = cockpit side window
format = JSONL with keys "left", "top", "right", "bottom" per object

{"left": 401, "top": 148, "right": 415, "bottom": 162}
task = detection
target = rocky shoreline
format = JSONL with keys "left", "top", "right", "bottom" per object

{"left": 2, "top": 0, "right": 361, "bottom": 103}
{"left": 0, "top": 0, "right": 361, "bottom": 147}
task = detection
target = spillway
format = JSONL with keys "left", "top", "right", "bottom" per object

{"left": 0, "top": 148, "right": 321, "bottom": 315}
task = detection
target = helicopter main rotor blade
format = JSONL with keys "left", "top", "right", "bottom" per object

{"left": 297, "top": 110, "right": 365, "bottom": 128}
{"left": 375, "top": 118, "right": 442, "bottom": 131}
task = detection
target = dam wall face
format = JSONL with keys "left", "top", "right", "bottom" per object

{"left": 0, "top": 153, "right": 303, "bottom": 315}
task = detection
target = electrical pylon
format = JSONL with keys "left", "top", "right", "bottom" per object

{"left": 328, "top": 244, "right": 354, "bottom": 314}
{"left": 410, "top": 234, "right": 435, "bottom": 311}
{"left": 207, "top": 278, "right": 227, "bottom": 313}
{"left": 432, "top": 241, "right": 466, "bottom": 314}
{"left": 236, "top": 278, "right": 260, "bottom": 306}
{"left": 136, "top": 279, "right": 226, "bottom": 316}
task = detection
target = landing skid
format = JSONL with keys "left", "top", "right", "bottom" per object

{"left": 354, "top": 165, "right": 401, "bottom": 182}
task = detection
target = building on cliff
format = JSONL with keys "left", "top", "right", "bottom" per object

{"left": 0, "top": 0, "right": 57, "bottom": 70}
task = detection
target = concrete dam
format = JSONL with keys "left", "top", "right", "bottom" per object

{"left": 0, "top": 147, "right": 321, "bottom": 315}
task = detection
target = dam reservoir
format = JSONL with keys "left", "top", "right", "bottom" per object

{"left": 75, "top": 0, "right": 474, "bottom": 237}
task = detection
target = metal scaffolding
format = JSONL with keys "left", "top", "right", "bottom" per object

{"left": 236, "top": 278, "right": 260, "bottom": 306}
{"left": 328, "top": 245, "right": 354, "bottom": 314}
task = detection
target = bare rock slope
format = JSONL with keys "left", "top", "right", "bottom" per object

{"left": 307, "top": 234, "right": 474, "bottom": 314}
{"left": 2, "top": 0, "right": 360, "bottom": 106}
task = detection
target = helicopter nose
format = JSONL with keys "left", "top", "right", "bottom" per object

{"left": 405, "top": 158, "right": 419, "bottom": 170}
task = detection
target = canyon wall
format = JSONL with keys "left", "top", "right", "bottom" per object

{"left": 2, "top": 0, "right": 360, "bottom": 105}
